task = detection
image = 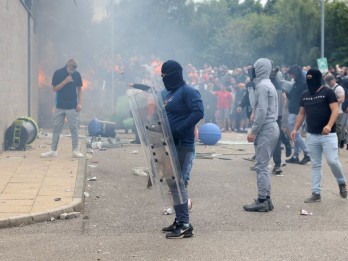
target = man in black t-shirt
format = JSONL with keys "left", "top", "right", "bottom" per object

{"left": 41, "top": 59, "right": 84, "bottom": 158}
{"left": 291, "top": 69, "right": 347, "bottom": 202}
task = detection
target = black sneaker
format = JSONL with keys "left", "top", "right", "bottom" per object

{"left": 267, "top": 198, "right": 274, "bottom": 211}
{"left": 285, "top": 156, "right": 300, "bottom": 164}
{"left": 166, "top": 223, "right": 193, "bottom": 239}
{"left": 299, "top": 155, "right": 310, "bottom": 165}
{"left": 272, "top": 166, "right": 282, "bottom": 175}
{"left": 243, "top": 199, "right": 269, "bottom": 212}
{"left": 285, "top": 143, "right": 292, "bottom": 157}
{"left": 339, "top": 183, "right": 347, "bottom": 198}
{"left": 339, "top": 140, "right": 345, "bottom": 149}
{"left": 304, "top": 193, "right": 321, "bottom": 203}
{"left": 162, "top": 219, "right": 177, "bottom": 233}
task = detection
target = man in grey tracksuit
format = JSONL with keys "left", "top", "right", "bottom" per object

{"left": 244, "top": 58, "right": 280, "bottom": 212}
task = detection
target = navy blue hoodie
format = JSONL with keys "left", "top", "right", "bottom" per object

{"left": 161, "top": 60, "right": 204, "bottom": 147}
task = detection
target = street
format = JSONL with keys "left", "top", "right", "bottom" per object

{"left": 0, "top": 132, "right": 347, "bottom": 261}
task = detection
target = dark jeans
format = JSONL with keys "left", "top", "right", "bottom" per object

{"left": 167, "top": 146, "right": 194, "bottom": 224}
{"left": 273, "top": 117, "right": 282, "bottom": 167}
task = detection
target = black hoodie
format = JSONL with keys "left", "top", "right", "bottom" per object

{"left": 287, "top": 65, "right": 307, "bottom": 114}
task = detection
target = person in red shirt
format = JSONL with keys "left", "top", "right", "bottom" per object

{"left": 213, "top": 84, "right": 233, "bottom": 131}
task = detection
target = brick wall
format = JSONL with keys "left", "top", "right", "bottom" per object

{"left": 0, "top": 0, "right": 38, "bottom": 152}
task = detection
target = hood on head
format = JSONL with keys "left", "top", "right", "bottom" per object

{"left": 288, "top": 65, "right": 306, "bottom": 83}
{"left": 161, "top": 60, "right": 185, "bottom": 91}
{"left": 253, "top": 58, "right": 272, "bottom": 83}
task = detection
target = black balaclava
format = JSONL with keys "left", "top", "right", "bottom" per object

{"left": 306, "top": 69, "right": 323, "bottom": 95}
{"left": 248, "top": 66, "right": 256, "bottom": 80}
{"left": 161, "top": 60, "right": 185, "bottom": 91}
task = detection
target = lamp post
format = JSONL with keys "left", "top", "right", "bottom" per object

{"left": 321, "top": 0, "right": 324, "bottom": 58}
{"left": 111, "top": 0, "right": 115, "bottom": 111}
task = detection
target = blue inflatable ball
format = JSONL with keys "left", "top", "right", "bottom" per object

{"left": 198, "top": 123, "right": 221, "bottom": 145}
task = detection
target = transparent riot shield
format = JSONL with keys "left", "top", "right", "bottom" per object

{"left": 127, "top": 84, "right": 186, "bottom": 208}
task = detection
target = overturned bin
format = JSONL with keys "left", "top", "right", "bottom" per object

{"left": 5, "top": 117, "right": 39, "bottom": 150}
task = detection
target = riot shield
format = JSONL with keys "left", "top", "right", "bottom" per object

{"left": 127, "top": 84, "right": 186, "bottom": 208}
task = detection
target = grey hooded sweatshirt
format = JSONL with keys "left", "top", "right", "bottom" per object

{"left": 251, "top": 58, "right": 278, "bottom": 135}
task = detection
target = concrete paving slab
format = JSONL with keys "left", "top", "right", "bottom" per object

{"left": 0, "top": 134, "right": 86, "bottom": 227}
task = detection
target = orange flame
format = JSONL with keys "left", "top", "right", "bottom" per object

{"left": 38, "top": 68, "right": 46, "bottom": 88}
{"left": 82, "top": 79, "right": 90, "bottom": 90}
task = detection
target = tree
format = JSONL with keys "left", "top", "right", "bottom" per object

{"left": 324, "top": 0, "right": 348, "bottom": 66}
{"left": 273, "top": 0, "right": 321, "bottom": 66}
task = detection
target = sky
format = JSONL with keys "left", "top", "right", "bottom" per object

{"left": 92, "top": 0, "right": 269, "bottom": 22}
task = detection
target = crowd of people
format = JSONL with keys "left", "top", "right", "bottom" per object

{"left": 82, "top": 53, "right": 348, "bottom": 156}
{"left": 45, "top": 53, "right": 348, "bottom": 238}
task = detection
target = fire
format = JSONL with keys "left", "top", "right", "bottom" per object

{"left": 38, "top": 68, "right": 46, "bottom": 88}
{"left": 82, "top": 79, "right": 90, "bottom": 90}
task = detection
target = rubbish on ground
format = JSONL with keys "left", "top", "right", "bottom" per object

{"left": 64, "top": 188, "right": 72, "bottom": 192}
{"left": 163, "top": 207, "right": 173, "bottom": 215}
{"left": 196, "top": 152, "right": 231, "bottom": 160}
{"left": 84, "top": 192, "right": 90, "bottom": 197}
{"left": 300, "top": 209, "right": 313, "bottom": 216}
{"left": 87, "top": 177, "right": 97, "bottom": 181}
{"left": 130, "top": 150, "right": 138, "bottom": 154}
{"left": 54, "top": 198, "right": 61, "bottom": 201}
{"left": 88, "top": 164, "right": 98, "bottom": 168}
{"left": 60, "top": 212, "right": 81, "bottom": 220}
{"left": 132, "top": 167, "right": 149, "bottom": 177}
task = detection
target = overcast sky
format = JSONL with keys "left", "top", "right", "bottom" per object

{"left": 92, "top": 0, "right": 268, "bottom": 22}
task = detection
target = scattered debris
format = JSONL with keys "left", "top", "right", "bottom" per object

{"left": 83, "top": 215, "right": 89, "bottom": 220}
{"left": 87, "top": 164, "right": 98, "bottom": 168}
{"left": 60, "top": 212, "right": 81, "bottom": 220}
{"left": 300, "top": 209, "right": 313, "bottom": 216}
{"left": 163, "top": 207, "right": 173, "bottom": 215}
{"left": 50, "top": 217, "right": 55, "bottom": 221}
{"left": 64, "top": 188, "right": 72, "bottom": 192}
{"left": 130, "top": 150, "right": 139, "bottom": 154}
{"left": 132, "top": 167, "right": 149, "bottom": 177}
{"left": 84, "top": 192, "right": 90, "bottom": 197}
{"left": 87, "top": 177, "right": 97, "bottom": 181}
{"left": 6, "top": 155, "right": 26, "bottom": 159}
{"left": 54, "top": 198, "right": 61, "bottom": 201}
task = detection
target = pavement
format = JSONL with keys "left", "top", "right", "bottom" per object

{"left": 0, "top": 132, "right": 86, "bottom": 228}
{"left": 0, "top": 130, "right": 348, "bottom": 260}
{"left": 1, "top": 128, "right": 348, "bottom": 232}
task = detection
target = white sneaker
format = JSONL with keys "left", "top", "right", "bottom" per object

{"left": 72, "top": 150, "right": 84, "bottom": 158}
{"left": 41, "top": 150, "right": 58, "bottom": 158}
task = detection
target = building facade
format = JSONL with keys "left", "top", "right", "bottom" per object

{"left": 0, "top": 0, "right": 38, "bottom": 152}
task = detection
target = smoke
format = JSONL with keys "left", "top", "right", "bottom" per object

{"left": 34, "top": 0, "right": 203, "bottom": 126}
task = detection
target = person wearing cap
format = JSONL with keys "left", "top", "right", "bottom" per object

{"left": 291, "top": 69, "right": 347, "bottom": 203}
{"left": 243, "top": 58, "right": 279, "bottom": 212}
{"left": 41, "top": 59, "right": 84, "bottom": 158}
{"left": 160, "top": 60, "right": 204, "bottom": 238}
{"left": 324, "top": 74, "right": 346, "bottom": 148}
